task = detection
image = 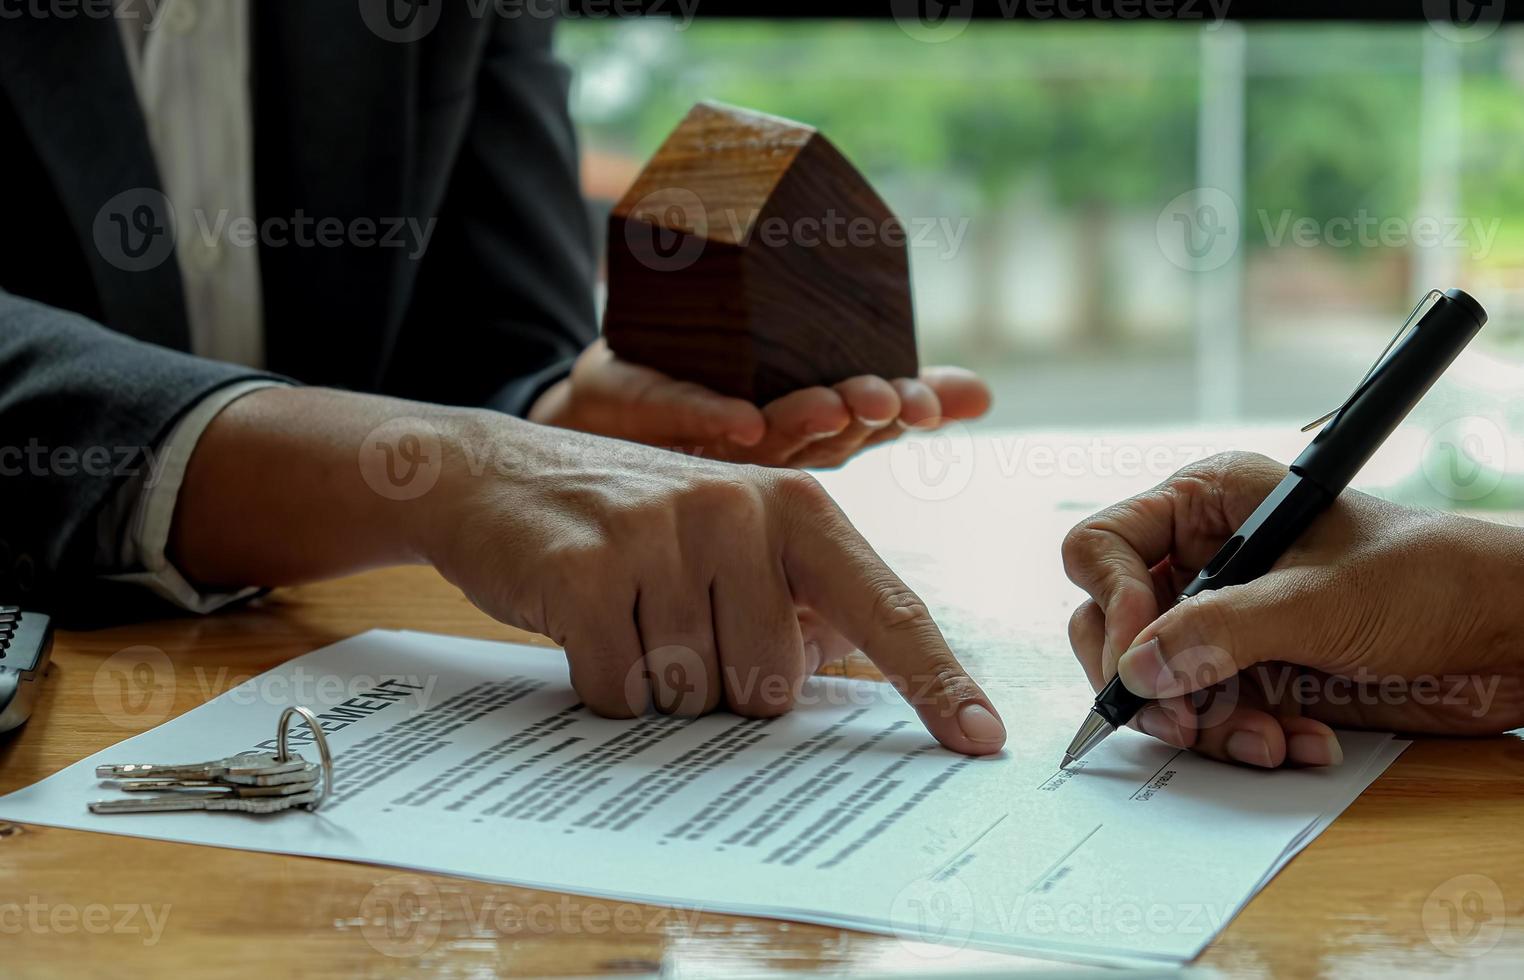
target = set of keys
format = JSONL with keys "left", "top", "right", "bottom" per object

{"left": 88, "top": 706, "right": 334, "bottom": 815}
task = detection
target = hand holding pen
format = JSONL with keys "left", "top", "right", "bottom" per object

{"left": 1061, "top": 451, "right": 1524, "bottom": 768}
{"left": 1059, "top": 290, "right": 1524, "bottom": 768}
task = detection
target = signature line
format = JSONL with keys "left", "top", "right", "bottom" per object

{"left": 932, "top": 813, "right": 1009, "bottom": 878}
{"left": 1027, "top": 822, "right": 1103, "bottom": 893}
{"left": 1130, "top": 749, "right": 1185, "bottom": 800}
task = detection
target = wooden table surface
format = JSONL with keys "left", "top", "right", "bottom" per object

{"left": 2, "top": 564, "right": 1520, "bottom": 978}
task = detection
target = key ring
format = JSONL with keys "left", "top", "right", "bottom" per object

{"left": 276, "top": 705, "right": 334, "bottom": 811}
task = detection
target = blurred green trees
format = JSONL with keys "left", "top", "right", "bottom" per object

{"left": 559, "top": 20, "right": 1524, "bottom": 265}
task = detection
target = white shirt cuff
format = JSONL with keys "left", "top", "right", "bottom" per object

{"left": 103, "top": 379, "right": 286, "bottom": 613}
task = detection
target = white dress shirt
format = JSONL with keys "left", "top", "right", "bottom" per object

{"left": 107, "top": 0, "right": 283, "bottom": 612}
{"left": 119, "top": 0, "right": 264, "bottom": 366}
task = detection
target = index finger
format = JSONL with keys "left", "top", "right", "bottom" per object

{"left": 1061, "top": 490, "right": 1177, "bottom": 677}
{"left": 1062, "top": 455, "right": 1291, "bottom": 676}
{"left": 774, "top": 475, "right": 1006, "bottom": 756}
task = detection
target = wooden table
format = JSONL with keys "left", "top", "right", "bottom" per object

{"left": 2, "top": 564, "right": 1520, "bottom": 977}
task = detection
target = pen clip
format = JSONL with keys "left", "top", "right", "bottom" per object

{"left": 1300, "top": 289, "right": 1443, "bottom": 433}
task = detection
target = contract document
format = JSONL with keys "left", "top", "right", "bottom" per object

{"left": 0, "top": 628, "right": 1404, "bottom": 967}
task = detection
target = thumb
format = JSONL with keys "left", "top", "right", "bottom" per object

{"left": 1114, "top": 578, "right": 1336, "bottom": 699}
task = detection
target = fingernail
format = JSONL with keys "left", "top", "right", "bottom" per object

{"left": 1137, "top": 706, "right": 1185, "bottom": 746}
{"left": 957, "top": 703, "right": 1006, "bottom": 744}
{"left": 855, "top": 414, "right": 894, "bottom": 429}
{"left": 1116, "top": 638, "right": 1169, "bottom": 697}
{"left": 1287, "top": 733, "right": 1343, "bottom": 767}
{"left": 1226, "top": 731, "right": 1274, "bottom": 768}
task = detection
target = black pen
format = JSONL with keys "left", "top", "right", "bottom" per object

{"left": 1061, "top": 288, "right": 1488, "bottom": 769}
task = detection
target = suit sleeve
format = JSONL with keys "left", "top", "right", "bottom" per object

{"left": 382, "top": 15, "right": 598, "bottom": 418}
{"left": 0, "top": 290, "right": 280, "bottom": 616}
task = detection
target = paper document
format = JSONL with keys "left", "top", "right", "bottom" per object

{"left": 0, "top": 629, "right": 1404, "bottom": 966}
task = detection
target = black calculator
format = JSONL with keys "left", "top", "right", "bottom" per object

{"left": 0, "top": 606, "right": 52, "bottom": 734}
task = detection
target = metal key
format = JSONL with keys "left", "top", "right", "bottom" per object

{"left": 95, "top": 751, "right": 307, "bottom": 781}
{"left": 219, "top": 761, "right": 320, "bottom": 786}
{"left": 87, "top": 706, "right": 334, "bottom": 816}
{"left": 88, "top": 790, "right": 320, "bottom": 815}
{"left": 101, "top": 761, "right": 320, "bottom": 792}
{"left": 107, "top": 778, "right": 319, "bottom": 798}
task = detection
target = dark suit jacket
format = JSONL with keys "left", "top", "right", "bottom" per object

{"left": 0, "top": 3, "right": 597, "bottom": 613}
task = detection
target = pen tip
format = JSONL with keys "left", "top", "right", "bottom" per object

{"left": 1062, "top": 709, "right": 1115, "bottom": 770}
